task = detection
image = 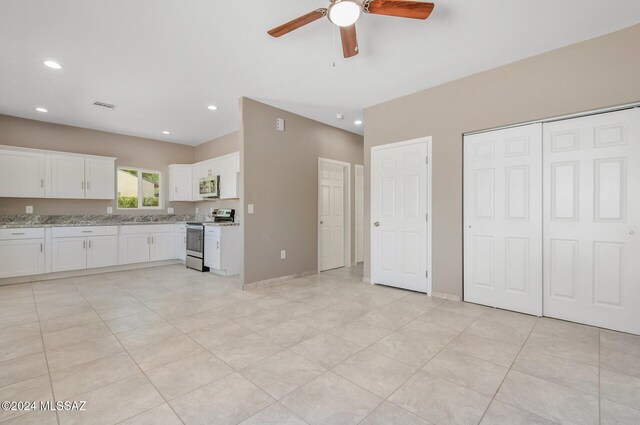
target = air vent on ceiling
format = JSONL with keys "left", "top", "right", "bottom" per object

{"left": 92, "top": 101, "right": 116, "bottom": 110}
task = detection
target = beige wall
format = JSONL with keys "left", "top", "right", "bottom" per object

{"left": 241, "top": 98, "right": 364, "bottom": 284}
{"left": 193, "top": 131, "right": 242, "bottom": 219}
{"left": 364, "top": 24, "right": 640, "bottom": 298}
{"left": 0, "top": 115, "right": 195, "bottom": 215}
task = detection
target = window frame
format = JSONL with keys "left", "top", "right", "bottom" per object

{"left": 116, "top": 166, "right": 163, "bottom": 210}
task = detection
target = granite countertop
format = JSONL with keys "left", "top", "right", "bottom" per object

{"left": 0, "top": 214, "right": 197, "bottom": 229}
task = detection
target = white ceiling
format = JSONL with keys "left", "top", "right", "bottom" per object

{"left": 1, "top": 1, "right": 639, "bottom": 146}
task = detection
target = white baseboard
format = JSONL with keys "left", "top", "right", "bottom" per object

{"left": 0, "top": 260, "right": 182, "bottom": 286}
{"left": 432, "top": 291, "right": 461, "bottom": 302}
{"left": 243, "top": 270, "right": 317, "bottom": 291}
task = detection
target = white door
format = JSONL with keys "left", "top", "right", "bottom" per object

{"left": 120, "top": 233, "right": 151, "bottom": 264}
{"left": 543, "top": 108, "right": 640, "bottom": 334}
{"left": 371, "top": 139, "right": 430, "bottom": 293}
{"left": 51, "top": 237, "right": 87, "bottom": 272}
{"left": 51, "top": 154, "right": 86, "bottom": 199}
{"left": 0, "top": 149, "right": 46, "bottom": 198}
{"left": 0, "top": 239, "right": 45, "bottom": 278}
{"left": 463, "top": 124, "right": 543, "bottom": 315}
{"left": 86, "top": 235, "right": 118, "bottom": 269}
{"left": 150, "top": 232, "right": 175, "bottom": 261}
{"left": 355, "top": 164, "right": 364, "bottom": 263}
{"left": 85, "top": 158, "right": 115, "bottom": 200}
{"left": 319, "top": 159, "right": 346, "bottom": 271}
{"left": 169, "top": 166, "right": 193, "bottom": 202}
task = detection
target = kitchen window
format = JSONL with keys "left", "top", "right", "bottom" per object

{"left": 117, "top": 167, "right": 162, "bottom": 209}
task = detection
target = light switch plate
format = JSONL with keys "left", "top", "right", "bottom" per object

{"left": 281, "top": 250, "right": 286, "bottom": 260}
{"left": 107, "top": 207, "right": 113, "bottom": 214}
{"left": 167, "top": 207, "right": 174, "bottom": 214}
{"left": 248, "top": 204, "right": 254, "bottom": 214}
{"left": 276, "top": 118, "right": 285, "bottom": 132}
{"left": 26, "top": 206, "right": 33, "bottom": 214}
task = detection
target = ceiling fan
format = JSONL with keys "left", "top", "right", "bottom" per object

{"left": 268, "top": 0, "right": 435, "bottom": 58}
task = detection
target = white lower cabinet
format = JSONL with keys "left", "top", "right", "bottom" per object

{"left": 0, "top": 228, "right": 45, "bottom": 278}
{"left": 119, "top": 224, "right": 175, "bottom": 265}
{"left": 175, "top": 224, "right": 186, "bottom": 261}
{"left": 51, "top": 227, "right": 118, "bottom": 272}
{"left": 204, "top": 225, "right": 240, "bottom": 276}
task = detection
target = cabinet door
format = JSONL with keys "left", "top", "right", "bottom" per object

{"left": 0, "top": 149, "right": 45, "bottom": 198}
{"left": 169, "top": 166, "right": 193, "bottom": 202}
{"left": 120, "top": 233, "right": 150, "bottom": 264}
{"left": 85, "top": 158, "right": 115, "bottom": 200}
{"left": 175, "top": 230, "right": 186, "bottom": 260}
{"left": 51, "top": 237, "right": 87, "bottom": 272}
{"left": 149, "top": 232, "right": 175, "bottom": 261}
{"left": 86, "top": 235, "right": 118, "bottom": 269}
{"left": 0, "top": 239, "right": 45, "bottom": 278}
{"left": 51, "top": 155, "right": 86, "bottom": 199}
{"left": 220, "top": 153, "right": 240, "bottom": 199}
{"left": 205, "top": 235, "right": 221, "bottom": 269}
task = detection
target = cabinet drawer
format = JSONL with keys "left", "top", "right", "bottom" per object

{"left": 175, "top": 224, "right": 186, "bottom": 232}
{"left": 52, "top": 226, "right": 118, "bottom": 238}
{"left": 0, "top": 228, "right": 45, "bottom": 240}
{"left": 120, "top": 224, "right": 175, "bottom": 235}
{"left": 204, "top": 226, "right": 221, "bottom": 237}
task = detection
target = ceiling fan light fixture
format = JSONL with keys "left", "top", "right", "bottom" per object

{"left": 329, "top": 0, "right": 361, "bottom": 27}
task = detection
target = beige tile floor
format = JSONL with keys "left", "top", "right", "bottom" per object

{"left": 0, "top": 264, "right": 639, "bottom": 424}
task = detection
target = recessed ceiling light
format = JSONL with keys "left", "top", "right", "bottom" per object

{"left": 162, "top": 131, "right": 171, "bottom": 135}
{"left": 354, "top": 120, "right": 363, "bottom": 126}
{"left": 44, "top": 60, "right": 62, "bottom": 70}
{"left": 35, "top": 107, "right": 48, "bottom": 113}
{"left": 336, "top": 114, "right": 344, "bottom": 120}
{"left": 207, "top": 105, "right": 218, "bottom": 111}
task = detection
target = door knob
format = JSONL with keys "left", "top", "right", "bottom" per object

{"left": 374, "top": 222, "right": 380, "bottom": 227}
{"left": 320, "top": 221, "right": 324, "bottom": 224}
{"left": 630, "top": 231, "right": 636, "bottom": 236}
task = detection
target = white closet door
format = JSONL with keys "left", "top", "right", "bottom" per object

{"left": 544, "top": 108, "right": 640, "bottom": 335}
{"left": 319, "top": 160, "right": 345, "bottom": 271}
{"left": 371, "top": 140, "right": 429, "bottom": 293}
{"left": 464, "top": 124, "right": 543, "bottom": 315}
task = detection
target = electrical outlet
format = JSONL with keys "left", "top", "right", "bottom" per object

{"left": 167, "top": 207, "right": 174, "bottom": 214}
{"left": 276, "top": 118, "right": 285, "bottom": 132}
{"left": 281, "top": 250, "right": 286, "bottom": 260}
{"left": 195, "top": 207, "right": 199, "bottom": 214}
{"left": 248, "top": 204, "right": 254, "bottom": 214}
{"left": 107, "top": 207, "right": 113, "bottom": 214}
{"left": 26, "top": 206, "right": 33, "bottom": 214}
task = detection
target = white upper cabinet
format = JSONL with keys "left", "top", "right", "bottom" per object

{"left": 220, "top": 152, "right": 240, "bottom": 199}
{"left": 171, "top": 151, "right": 239, "bottom": 202}
{"left": 168, "top": 165, "right": 193, "bottom": 202}
{"left": 85, "top": 158, "right": 115, "bottom": 199}
{"left": 0, "top": 145, "right": 115, "bottom": 200}
{"left": 0, "top": 147, "right": 46, "bottom": 198}
{"left": 51, "top": 154, "right": 86, "bottom": 199}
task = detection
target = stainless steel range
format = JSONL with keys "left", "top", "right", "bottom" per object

{"left": 186, "top": 223, "right": 208, "bottom": 272}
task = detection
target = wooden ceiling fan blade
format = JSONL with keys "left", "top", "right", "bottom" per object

{"left": 268, "top": 9, "right": 327, "bottom": 38}
{"left": 340, "top": 24, "right": 359, "bottom": 58}
{"left": 364, "top": 0, "right": 434, "bottom": 19}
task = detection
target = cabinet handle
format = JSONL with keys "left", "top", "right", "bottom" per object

{"left": 87, "top": 182, "right": 91, "bottom": 190}
{"left": 81, "top": 230, "right": 93, "bottom": 233}
{"left": 11, "top": 232, "right": 25, "bottom": 235}
{"left": 147, "top": 236, "right": 150, "bottom": 244}
{"left": 40, "top": 179, "right": 44, "bottom": 188}
{"left": 151, "top": 236, "right": 154, "bottom": 244}
{"left": 83, "top": 240, "right": 86, "bottom": 249}
{"left": 40, "top": 243, "right": 43, "bottom": 253}
{"left": 217, "top": 240, "right": 220, "bottom": 249}
{"left": 81, "top": 181, "right": 85, "bottom": 190}
{"left": 175, "top": 186, "right": 178, "bottom": 193}
{"left": 88, "top": 240, "right": 92, "bottom": 249}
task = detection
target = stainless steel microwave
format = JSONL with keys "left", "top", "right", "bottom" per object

{"left": 199, "top": 176, "right": 220, "bottom": 198}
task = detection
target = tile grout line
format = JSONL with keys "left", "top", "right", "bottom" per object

{"left": 30, "top": 283, "right": 62, "bottom": 425}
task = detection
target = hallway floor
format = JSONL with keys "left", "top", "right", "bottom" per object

{"left": 0, "top": 265, "right": 638, "bottom": 424}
